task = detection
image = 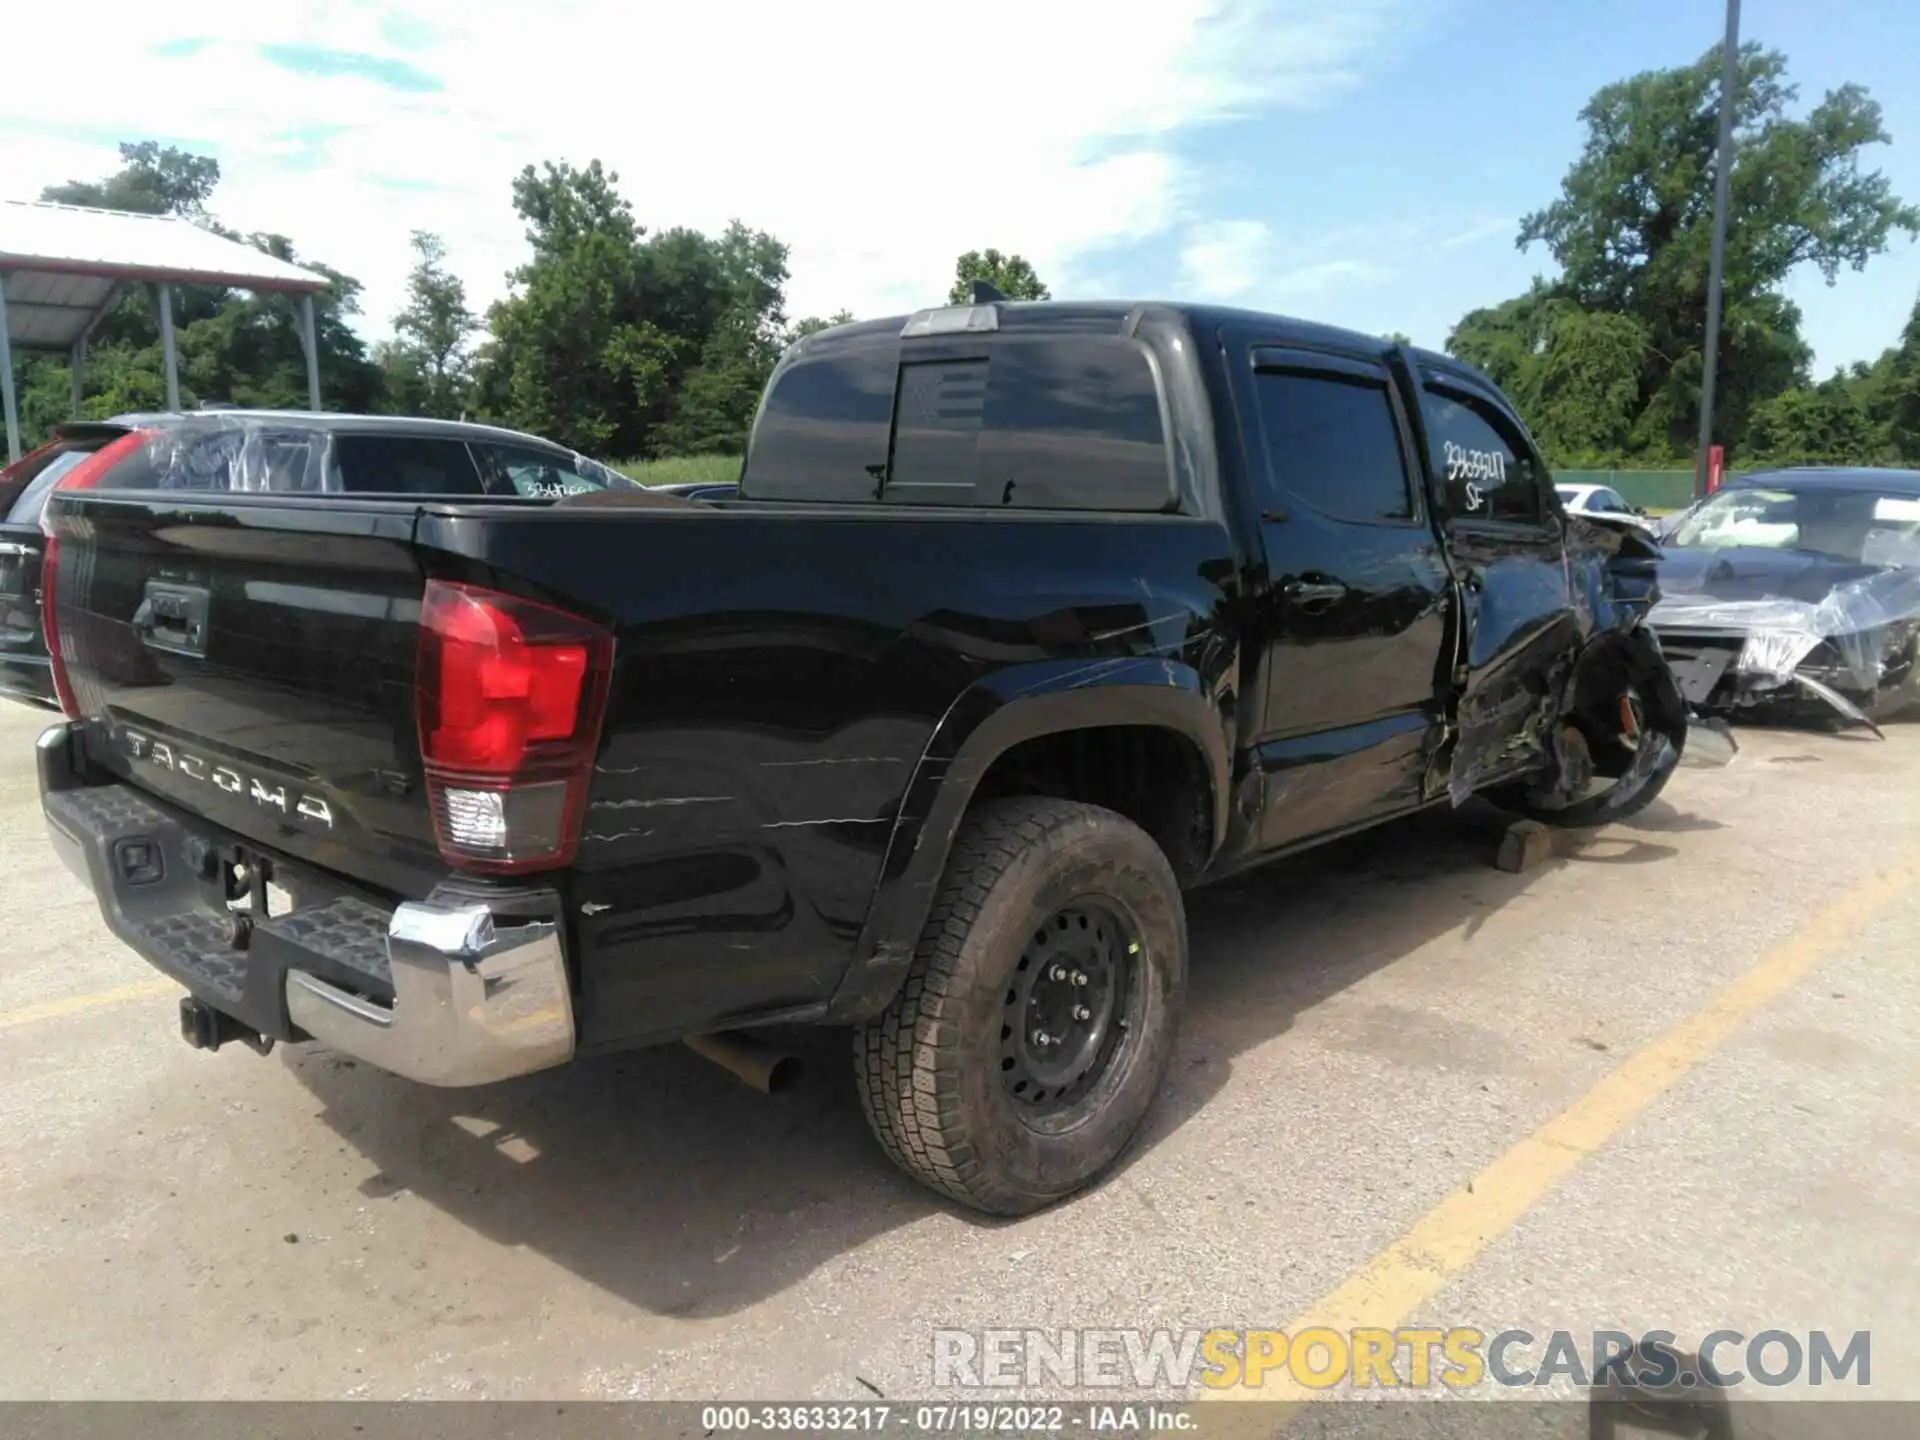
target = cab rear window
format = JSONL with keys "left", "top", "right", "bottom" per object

{"left": 743, "top": 334, "right": 1175, "bottom": 512}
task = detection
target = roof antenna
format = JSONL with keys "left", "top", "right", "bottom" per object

{"left": 967, "top": 279, "right": 1008, "bottom": 305}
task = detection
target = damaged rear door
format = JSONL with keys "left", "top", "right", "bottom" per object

{"left": 1401, "top": 358, "right": 1677, "bottom": 807}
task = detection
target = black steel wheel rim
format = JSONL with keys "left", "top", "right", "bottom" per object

{"left": 999, "top": 898, "right": 1141, "bottom": 1120}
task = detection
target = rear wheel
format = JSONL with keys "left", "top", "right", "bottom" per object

{"left": 853, "top": 797, "right": 1186, "bottom": 1215}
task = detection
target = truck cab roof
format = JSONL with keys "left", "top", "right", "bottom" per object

{"left": 793, "top": 299, "right": 1474, "bottom": 385}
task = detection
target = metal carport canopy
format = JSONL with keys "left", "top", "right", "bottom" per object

{"left": 0, "top": 199, "right": 332, "bottom": 463}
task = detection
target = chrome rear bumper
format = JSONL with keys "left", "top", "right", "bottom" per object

{"left": 285, "top": 903, "right": 574, "bottom": 1087}
{"left": 40, "top": 720, "right": 574, "bottom": 1088}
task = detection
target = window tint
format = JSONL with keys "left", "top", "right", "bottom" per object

{"left": 472, "top": 443, "right": 633, "bottom": 498}
{"left": 1420, "top": 386, "right": 1543, "bottom": 525}
{"left": 1251, "top": 367, "right": 1412, "bottom": 523}
{"left": 744, "top": 335, "right": 1173, "bottom": 511}
{"left": 886, "top": 359, "right": 986, "bottom": 505}
{"left": 971, "top": 338, "right": 1170, "bottom": 511}
{"left": 330, "top": 435, "right": 485, "bottom": 496}
{"left": 742, "top": 343, "right": 897, "bottom": 501}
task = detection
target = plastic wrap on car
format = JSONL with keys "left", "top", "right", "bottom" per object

{"left": 1647, "top": 567, "right": 1920, "bottom": 694}
{"left": 134, "top": 417, "right": 322, "bottom": 494}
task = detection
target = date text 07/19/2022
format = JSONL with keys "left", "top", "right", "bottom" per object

{"left": 699, "top": 1404, "right": 1195, "bottom": 1433}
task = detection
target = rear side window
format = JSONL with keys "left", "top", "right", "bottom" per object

{"left": 743, "top": 334, "right": 1173, "bottom": 511}
{"left": 330, "top": 435, "right": 485, "bottom": 496}
{"left": 743, "top": 343, "right": 897, "bottom": 502}
{"left": 1420, "top": 385, "right": 1544, "bottom": 526}
{"left": 1251, "top": 365, "right": 1413, "bottom": 524}
{"left": 966, "top": 338, "right": 1170, "bottom": 511}
{"left": 92, "top": 428, "right": 321, "bottom": 493}
{"left": 472, "top": 443, "right": 634, "bottom": 497}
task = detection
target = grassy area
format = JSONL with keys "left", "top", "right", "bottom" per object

{"left": 615, "top": 454, "right": 741, "bottom": 486}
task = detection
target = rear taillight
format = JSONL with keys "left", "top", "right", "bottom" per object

{"left": 415, "top": 580, "right": 614, "bottom": 874}
{"left": 39, "top": 430, "right": 155, "bottom": 719}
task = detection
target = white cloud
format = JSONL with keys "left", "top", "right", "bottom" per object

{"left": 1179, "top": 219, "right": 1271, "bottom": 299}
{"left": 1268, "top": 257, "right": 1395, "bottom": 297}
{"left": 1179, "top": 218, "right": 1399, "bottom": 309}
{"left": 1437, "top": 215, "right": 1516, "bottom": 251}
{"left": 0, "top": 0, "right": 1409, "bottom": 339}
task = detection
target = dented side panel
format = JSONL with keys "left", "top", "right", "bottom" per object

{"left": 1337, "top": 348, "right": 1686, "bottom": 815}
{"left": 1444, "top": 513, "right": 1676, "bottom": 806}
{"left": 1442, "top": 525, "right": 1584, "bottom": 801}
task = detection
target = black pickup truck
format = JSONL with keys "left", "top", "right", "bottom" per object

{"left": 37, "top": 299, "right": 1689, "bottom": 1215}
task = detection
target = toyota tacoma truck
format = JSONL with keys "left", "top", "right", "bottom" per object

{"left": 37, "top": 299, "right": 1690, "bottom": 1215}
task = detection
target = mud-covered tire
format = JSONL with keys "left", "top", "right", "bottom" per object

{"left": 853, "top": 797, "right": 1187, "bottom": 1216}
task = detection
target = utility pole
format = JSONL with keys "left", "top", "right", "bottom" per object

{"left": 1695, "top": 0, "right": 1742, "bottom": 499}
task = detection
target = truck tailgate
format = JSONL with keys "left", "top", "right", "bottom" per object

{"left": 45, "top": 495, "right": 444, "bottom": 896}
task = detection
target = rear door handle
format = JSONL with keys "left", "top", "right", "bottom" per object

{"left": 1283, "top": 580, "right": 1348, "bottom": 608}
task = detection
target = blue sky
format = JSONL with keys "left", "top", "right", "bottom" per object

{"left": 0, "top": 0, "right": 1914, "bottom": 374}
{"left": 1109, "top": 0, "right": 1920, "bottom": 373}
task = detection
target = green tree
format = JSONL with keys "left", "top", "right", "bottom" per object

{"left": 42, "top": 141, "right": 220, "bottom": 218}
{"left": 1454, "top": 45, "right": 1916, "bottom": 463}
{"left": 948, "top": 249, "right": 1050, "bottom": 304}
{"left": 383, "top": 231, "right": 476, "bottom": 418}
{"left": 653, "top": 223, "right": 792, "bottom": 455}
{"left": 790, "top": 309, "right": 856, "bottom": 342}
{"left": 1879, "top": 292, "right": 1920, "bottom": 461}
{"left": 1451, "top": 289, "right": 1651, "bottom": 463}
{"left": 13, "top": 146, "right": 377, "bottom": 440}
{"left": 480, "top": 161, "right": 793, "bottom": 457}
{"left": 483, "top": 161, "right": 653, "bottom": 452}
{"left": 1745, "top": 377, "right": 1887, "bottom": 465}
{"left": 1447, "top": 283, "right": 1556, "bottom": 401}
{"left": 174, "top": 238, "right": 380, "bottom": 413}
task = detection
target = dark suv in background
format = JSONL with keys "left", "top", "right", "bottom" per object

{"left": 0, "top": 411, "right": 638, "bottom": 707}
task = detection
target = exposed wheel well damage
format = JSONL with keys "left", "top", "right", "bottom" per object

{"left": 970, "top": 725, "right": 1215, "bottom": 885}
{"left": 1565, "top": 630, "right": 1687, "bottom": 773}
{"left": 1513, "top": 628, "right": 1690, "bottom": 827}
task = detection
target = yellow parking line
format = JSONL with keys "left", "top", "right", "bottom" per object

{"left": 1208, "top": 846, "right": 1920, "bottom": 1410}
{"left": 0, "top": 978, "right": 178, "bottom": 1032}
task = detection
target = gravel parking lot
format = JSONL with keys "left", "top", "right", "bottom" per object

{"left": 3, "top": 698, "right": 1918, "bottom": 1412}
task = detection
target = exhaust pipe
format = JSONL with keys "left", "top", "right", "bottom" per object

{"left": 684, "top": 1031, "right": 802, "bottom": 1095}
